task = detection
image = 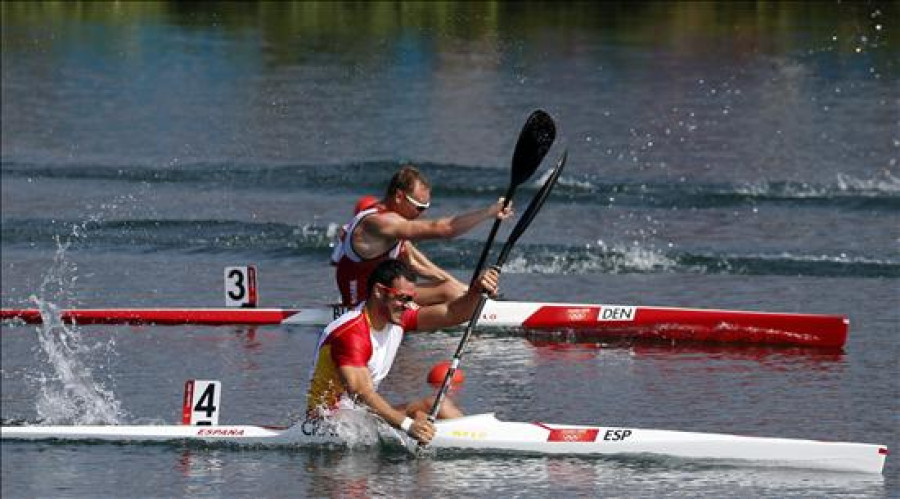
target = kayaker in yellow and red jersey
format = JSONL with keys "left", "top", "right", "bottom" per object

{"left": 308, "top": 259, "right": 501, "bottom": 444}
{"left": 331, "top": 165, "right": 512, "bottom": 307}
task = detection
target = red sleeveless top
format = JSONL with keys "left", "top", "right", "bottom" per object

{"left": 333, "top": 206, "right": 406, "bottom": 305}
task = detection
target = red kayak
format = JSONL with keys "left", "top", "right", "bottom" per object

{"left": 1, "top": 299, "right": 848, "bottom": 348}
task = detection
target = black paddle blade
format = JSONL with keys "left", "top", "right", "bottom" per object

{"left": 498, "top": 150, "right": 568, "bottom": 265}
{"left": 510, "top": 110, "right": 556, "bottom": 188}
{"left": 469, "top": 109, "right": 556, "bottom": 286}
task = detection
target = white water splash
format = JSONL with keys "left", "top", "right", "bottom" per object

{"left": 532, "top": 168, "right": 594, "bottom": 191}
{"left": 28, "top": 235, "right": 127, "bottom": 425}
{"left": 735, "top": 181, "right": 829, "bottom": 198}
{"left": 502, "top": 241, "right": 677, "bottom": 275}
{"left": 25, "top": 185, "right": 164, "bottom": 424}
{"left": 605, "top": 242, "right": 678, "bottom": 273}
{"left": 328, "top": 409, "right": 390, "bottom": 447}
{"left": 736, "top": 172, "right": 900, "bottom": 198}
{"left": 305, "top": 405, "right": 395, "bottom": 448}
{"left": 836, "top": 171, "right": 900, "bottom": 194}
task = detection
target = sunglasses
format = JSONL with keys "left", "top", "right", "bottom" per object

{"left": 403, "top": 192, "right": 431, "bottom": 212}
{"left": 376, "top": 283, "right": 417, "bottom": 304}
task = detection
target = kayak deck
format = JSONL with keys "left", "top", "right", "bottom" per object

{"left": 432, "top": 414, "right": 886, "bottom": 474}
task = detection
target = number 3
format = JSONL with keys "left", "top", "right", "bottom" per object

{"left": 227, "top": 269, "right": 245, "bottom": 301}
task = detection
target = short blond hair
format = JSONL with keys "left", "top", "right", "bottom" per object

{"left": 386, "top": 165, "right": 430, "bottom": 198}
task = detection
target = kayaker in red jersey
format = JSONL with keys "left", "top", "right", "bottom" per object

{"left": 332, "top": 165, "right": 512, "bottom": 306}
{"left": 308, "top": 259, "right": 501, "bottom": 444}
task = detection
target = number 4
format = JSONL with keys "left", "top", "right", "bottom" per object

{"left": 194, "top": 383, "right": 217, "bottom": 418}
{"left": 183, "top": 380, "right": 221, "bottom": 426}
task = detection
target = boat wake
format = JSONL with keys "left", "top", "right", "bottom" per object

{"left": 4, "top": 161, "right": 898, "bottom": 209}
{"left": 4, "top": 219, "right": 896, "bottom": 278}
{"left": 501, "top": 243, "right": 898, "bottom": 278}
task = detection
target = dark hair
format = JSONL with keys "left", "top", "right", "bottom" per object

{"left": 386, "top": 165, "right": 430, "bottom": 198}
{"left": 366, "top": 259, "right": 417, "bottom": 298}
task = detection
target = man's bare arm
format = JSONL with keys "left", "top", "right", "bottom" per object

{"left": 415, "top": 268, "right": 500, "bottom": 331}
{"left": 370, "top": 199, "right": 511, "bottom": 242}
{"left": 402, "top": 242, "right": 465, "bottom": 285}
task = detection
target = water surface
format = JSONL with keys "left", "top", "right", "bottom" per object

{"left": 2, "top": 2, "right": 898, "bottom": 497}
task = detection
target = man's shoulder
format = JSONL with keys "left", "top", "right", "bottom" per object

{"left": 324, "top": 309, "right": 365, "bottom": 336}
{"left": 355, "top": 210, "right": 407, "bottom": 246}
{"left": 324, "top": 311, "right": 374, "bottom": 365}
{"left": 359, "top": 209, "right": 402, "bottom": 229}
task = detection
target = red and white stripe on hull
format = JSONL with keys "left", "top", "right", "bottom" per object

{"left": 0, "top": 300, "right": 848, "bottom": 348}
{"left": 483, "top": 301, "right": 849, "bottom": 348}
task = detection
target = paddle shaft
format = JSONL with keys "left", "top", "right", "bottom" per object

{"left": 468, "top": 186, "right": 514, "bottom": 287}
{"left": 423, "top": 110, "right": 556, "bottom": 429}
{"left": 428, "top": 151, "right": 568, "bottom": 423}
{"left": 426, "top": 294, "right": 488, "bottom": 422}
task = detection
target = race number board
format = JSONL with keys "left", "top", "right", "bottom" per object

{"left": 182, "top": 380, "right": 222, "bottom": 426}
{"left": 224, "top": 266, "right": 258, "bottom": 307}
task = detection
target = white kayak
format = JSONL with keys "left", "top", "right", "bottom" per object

{"left": 1, "top": 413, "right": 886, "bottom": 474}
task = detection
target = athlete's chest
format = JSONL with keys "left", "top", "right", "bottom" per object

{"left": 350, "top": 224, "right": 400, "bottom": 261}
{"left": 366, "top": 325, "right": 404, "bottom": 374}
